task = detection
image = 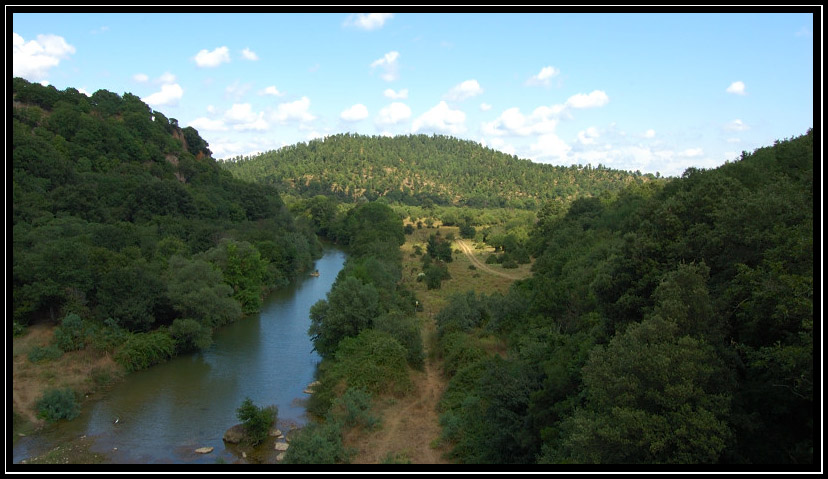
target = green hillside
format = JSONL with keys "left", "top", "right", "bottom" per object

{"left": 12, "top": 77, "right": 319, "bottom": 354}
{"left": 221, "top": 133, "right": 657, "bottom": 209}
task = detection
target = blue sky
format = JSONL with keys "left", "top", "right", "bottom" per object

{"left": 11, "top": 11, "right": 816, "bottom": 176}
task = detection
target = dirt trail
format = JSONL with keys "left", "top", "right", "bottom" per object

{"left": 455, "top": 239, "right": 523, "bottom": 281}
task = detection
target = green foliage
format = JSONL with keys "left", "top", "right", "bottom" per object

{"left": 169, "top": 318, "right": 213, "bottom": 352}
{"left": 36, "top": 388, "right": 80, "bottom": 422}
{"left": 223, "top": 133, "right": 653, "bottom": 209}
{"left": 52, "top": 313, "right": 87, "bottom": 352}
{"left": 235, "top": 397, "right": 277, "bottom": 446}
{"left": 114, "top": 330, "right": 176, "bottom": 372}
{"left": 327, "top": 387, "right": 380, "bottom": 430}
{"left": 309, "top": 276, "right": 380, "bottom": 358}
{"left": 373, "top": 310, "right": 425, "bottom": 369}
{"left": 281, "top": 421, "right": 349, "bottom": 464}
{"left": 28, "top": 344, "right": 64, "bottom": 363}
{"left": 331, "top": 329, "right": 412, "bottom": 396}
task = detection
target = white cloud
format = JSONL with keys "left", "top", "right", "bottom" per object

{"left": 384, "top": 88, "right": 408, "bottom": 99}
{"left": 344, "top": 13, "right": 393, "bottom": 30}
{"left": 482, "top": 106, "right": 559, "bottom": 137}
{"left": 724, "top": 119, "right": 749, "bottom": 131}
{"left": 480, "top": 103, "right": 492, "bottom": 111}
{"left": 12, "top": 32, "right": 76, "bottom": 81}
{"left": 225, "top": 81, "right": 252, "bottom": 100}
{"left": 224, "top": 103, "right": 259, "bottom": 124}
{"left": 726, "top": 81, "right": 746, "bottom": 95}
{"left": 188, "top": 117, "right": 228, "bottom": 131}
{"left": 241, "top": 48, "right": 259, "bottom": 61}
{"left": 444, "top": 79, "right": 483, "bottom": 102}
{"left": 577, "top": 126, "right": 600, "bottom": 145}
{"left": 142, "top": 83, "right": 184, "bottom": 107}
{"left": 530, "top": 133, "right": 571, "bottom": 162}
{"left": 412, "top": 101, "right": 467, "bottom": 135}
{"left": 271, "top": 96, "right": 316, "bottom": 123}
{"left": 643, "top": 129, "right": 656, "bottom": 138}
{"left": 261, "top": 86, "right": 284, "bottom": 96}
{"left": 678, "top": 147, "right": 704, "bottom": 158}
{"left": 565, "top": 90, "right": 609, "bottom": 109}
{"left": 371, "top": 51, "right": 400, "bottom": 81}
{"left": 341, "top": 103, "right": 369, "bottom": 122}
{"left": 157, "top": 72, "right": 177, "bottom": 84}
{"left": 133, "top": 73, "right": 149, "bottom": 83}
{"left": 376, "top": 102, "right": 411, "bottom": 125}
{"left": 194, "top": 46, "right": 230, "bottom": 67}
{"left": 526, "top": 65, "right": 560, "bottom": 86}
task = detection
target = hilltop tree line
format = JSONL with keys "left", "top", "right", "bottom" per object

{"left": 432, "top": 130, "right": 814, "bottom": 465}
{"left": 221, "top": 133, "right": 655, "bottom": 210}
{"left": 12, "top": 77, "right": 320, "bottom": 373}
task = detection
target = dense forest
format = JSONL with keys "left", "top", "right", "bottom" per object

{"left": 11, "top": 75, "right": 815, "bottom": 466}
{"left": 221, "top": 133, "right": 656, "bottom": 209}
{"left": 11, "top": 77, "right": 320, "bottom": 373}
{"left": 430, "top": 130, "right": 815, "bottom": 465}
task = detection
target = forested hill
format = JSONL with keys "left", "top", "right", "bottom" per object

{"left": 221, "top": 133, "right": 656, "bottom": 209}
{"left": 12, "top": 77, "right": 319, "bottom": 345}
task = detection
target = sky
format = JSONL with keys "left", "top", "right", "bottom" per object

{"left": 10, "top": 10, "right": 817, "bottom": 177}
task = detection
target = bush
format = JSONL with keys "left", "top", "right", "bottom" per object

{"left": 53, "top": 313, "right": 86, "bottom": 351}
{"left": 332, "top": 329, "right": 412, "bottom": 396}
{"left": 327, "top": 387, "right": 380, "bottom": 430}
{"left": 169, "top": 318, "right": 212, "bottom": 353}
{"left": 236, "top": 397, "right": 277, "bottom": 446}
{"left": 114, "top": 330, "right": 175, "bottom": 372}
{"left": 36, "top": 388, "right": 80, "bottom": 422}
{"left": 282, "top": 422, "right": 349, "bottom": 464}
{"left": 373, "top": 311, "right": 425, "bottom": 369}
{"left": 28, "top": 344, "right": 63, "bottom": 363}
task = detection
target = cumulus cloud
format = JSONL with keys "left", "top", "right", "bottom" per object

{"left": 530, "top": 133, "right": 571, "bottom": 162}
{"left": 577, "top": 127, "right": 600, "bottom": 145}
{"left": 188, "top": 117, "right": 228, "bottom": 131}
{"left": 133, "top": 73, "right": 149, "bottom": 83}
{"left": 344, "top": 13, "right": 393, "bottom": 30}
{"left": 444, "top": 79, "right": 483, "bottom": 102}
{"left": 271, "top": 96, "right": 316, "bottom": 123}
{"left": 480, "top": 103, "right": 492, "bottom": 111}
{"left": 142, "top": 83, "right": 184, "bottom": 107}
{"left": 376, "top": 102, "right": 411, "bottom": 125}
{"left": 384, "top": 88, "right": 408, "bottom": 99}
{"left": 194, "top": 46, "right": 230, "bottom": 67}
{"left": 341, "top": 103, "right": 369, "bottom": 122}
{"left": 482, "top": 106, "right": 559, "bottom": 137}
{"left": 643, "top": 129, "right": 656, "bottom": 138}
{"left": 241, "top": 48, "right": 259, "bottom": 61}
{"left": 726, "top": 81, "right": 746, "bottom": 95}
{"left": 526, "top": 65, "right": 560, "bottom": 86}
{"left": 565, "top": 90, "right": 609, "bottom": 109}
{"left": 12, "top": 32, "right": 76, "bottom": 81}
{"left": 261, "top": 86, "right": 284, "bottom": 96}
{"left": 724, "top": 119, "right": 749, "bottom": 131}
{"left": 678, "top": 147, "right": 704, "bottom": 158}
{"left": 412, "top": 101, "right": 467, "bottom": 135}
{"left": 371, "top": 51, "right": 400, "bottom": 81}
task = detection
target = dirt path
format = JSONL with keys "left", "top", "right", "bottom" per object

{"left": 455, "top": 239, "right": 523, "bottom": 281}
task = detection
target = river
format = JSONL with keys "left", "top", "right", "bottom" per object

{"left": 12, "top": 247, "right": 346, "bottom": 465}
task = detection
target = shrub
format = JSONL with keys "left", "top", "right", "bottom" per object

{"left": 332, "top": 329, "right": 412, "bottom": 396}
{"left": 28, "top": 344, "right": 63, "bottom": 363}
{"left": 36, "top": 388, "right": 80, "bottom": 422}
{"left": 114, "top": 330, "right": 175, "bottom": 372}
{"left": 53, "top": 313, "right": 86, "bottom": 351}
{"left": 373, "top": 311, "right": 425, "bottom": 369}
{"left": 327, "top": 387, "right": 380, "bottom": 430}
{"left": 169, "top": 318, "right": 212, "bottom": 353}
{"left": 281, "top": 422, "right": 349, "bottom": 464}
{"left": 236, "top": 397, "right": 277, "bottom": 446}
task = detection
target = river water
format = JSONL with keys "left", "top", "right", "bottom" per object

{"left": 12, "top": 248, "right": 345, "bottom": 465}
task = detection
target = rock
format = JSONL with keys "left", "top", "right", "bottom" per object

{"left": 269, "top": 428, "right": 282, "bottom": 437}
{"left": 195, "top": 447, "right": 213, "bottom": 454}
{"left": 276, "top": 452, "right": 285, "bottom": 462}
{"left": 274, "top": 442, "right": 289, "bottom": 451}
{"left": 223, "top": 424, "right": 246, "bottom": 444}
